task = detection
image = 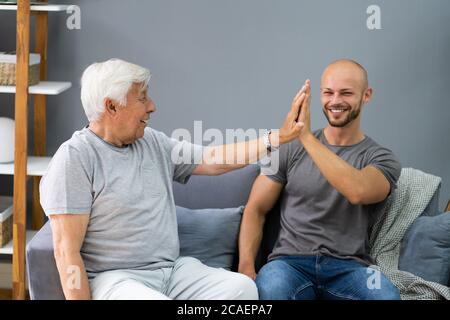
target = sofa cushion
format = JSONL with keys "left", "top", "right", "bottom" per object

{"left": 177, "top": 205, "right": 244, "bottom": 270}
{"left": 398, "top": 211, "right": 450, "bottom": 285}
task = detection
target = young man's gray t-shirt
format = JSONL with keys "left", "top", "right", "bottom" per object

{"left": 261, "top": 129, "right": 401, "bottom": 265}
{"left": 40, "top": 127, "right": 203, "bottom": 277}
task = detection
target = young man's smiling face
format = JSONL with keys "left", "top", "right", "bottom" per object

{"left": 320, "top": 61, "right": 372, "bottom": 128}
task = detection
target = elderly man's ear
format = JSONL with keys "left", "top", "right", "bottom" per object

{"left": 104, "top": 98, "right": 119, "bottom": 117}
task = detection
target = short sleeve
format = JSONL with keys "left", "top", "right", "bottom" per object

{"left": 153, "top": 130, "right": 204, "bottom": 184}
{"left": 259, "top": 142, "right": 290, "bottom": 185}
{"left": 40, "top": 143, "right": 93, "bottom": 216}
{"left": 366, "top": 146, "right": 402, "bottom": 193}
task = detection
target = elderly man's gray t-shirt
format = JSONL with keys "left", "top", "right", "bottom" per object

{"left": 40, "top": 127, "right": 203, "bottom": 276}
{"left": 261, "top": 129, "right": 401, "bottom": 265}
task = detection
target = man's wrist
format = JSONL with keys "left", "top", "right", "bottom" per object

{"left": 238, "top": 259, "right": 255, "bottom": 270}
{"left": 263, "top": 129, "right": 280, "bottom": 152}
{"left": 269, "top": 130, "right": 282, "bottom": 147}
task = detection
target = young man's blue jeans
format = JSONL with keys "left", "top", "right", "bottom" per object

{"left": 256, "top": 254, "right": 400, "bottom": 300}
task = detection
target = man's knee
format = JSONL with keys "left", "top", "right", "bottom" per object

{"left": 90, "top": 271, "right": 133, "bottom": 299}
{"left": 256, "top": 260, "right": 301, "bottom": 300}
{"left": 90, "top": 270, "right": 163, "bottom": 300}
{"left": 345, "top": 269, "right": 401, "bottom": 300}
{"left": 361, "top": 286, "right": 400, "bottom": 300}
{"left": 367, "top": 276, "right": 401, "bottom": 300}
{"left": 225, "top": 273, "right": 258, "bottom": 300}
{"left": 256, "top": 263, "right": 282, "bottom": 297}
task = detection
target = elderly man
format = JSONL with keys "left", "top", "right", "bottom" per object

{"left": 40, "top": 58, "right": 307, "bottom": 300}
{"left": 238, "top": 59, "right": 402, "bottom": 300}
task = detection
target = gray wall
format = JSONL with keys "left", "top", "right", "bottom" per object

{"left": 1, "top": 0, "right": 449, "bottom": 210}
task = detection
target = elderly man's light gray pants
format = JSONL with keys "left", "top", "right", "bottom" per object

{"left": 90, "top": 257, "right": 258, "bottom": 300}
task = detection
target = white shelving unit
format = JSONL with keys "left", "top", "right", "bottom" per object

{"left": 0, "top": 156, "right": 52, "bottom": 176}
{"left": 0, "top": 4, "right": 69, "bottom": 12}
{"left": 0, "top": 81, "right": 71, "bottom": 95}
{"left": 0, "top": 0, "right": 72, "bottom": 299}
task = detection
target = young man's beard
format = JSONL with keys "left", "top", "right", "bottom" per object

{"left": 322, "top": 101, "right": 362, "bottom": 128}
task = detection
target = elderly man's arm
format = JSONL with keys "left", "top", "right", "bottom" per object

{"left": 193, "top": 134, "right": 278, "bottom": 175}
{"left": 193, "top": 84, "right": 308, "bottom": 176}
{"left": 50, "top": 214, "right": 91, "bottom": 300}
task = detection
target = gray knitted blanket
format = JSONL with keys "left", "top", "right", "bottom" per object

{"left": 369, "top": 167, "right": 450, "bottom": 300}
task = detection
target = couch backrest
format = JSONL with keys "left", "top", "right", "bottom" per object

{"left": 173, "top": 164, "right": 281, "bottom": 271}
{"left": 173, "top": 164, "right": 260, "bottom": 209}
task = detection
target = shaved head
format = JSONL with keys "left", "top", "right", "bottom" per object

{"left": 322, "top": 59, "right": 369, "bottom": 91}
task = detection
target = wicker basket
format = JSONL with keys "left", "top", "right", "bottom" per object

{"left": 0, "top": 196, "right": 13, "bottom": 247}
{"left": 0, "top": 52, "right": 40, "bottom": 86}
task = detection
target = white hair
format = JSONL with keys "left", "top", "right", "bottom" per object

{"left": 80, "top": 58, "right": 151, "bottom": 122}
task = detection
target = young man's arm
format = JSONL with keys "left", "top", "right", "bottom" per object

{"left": 298, "top": 82, "right": 391, "bottom": 205}
{"left": 300, "top": 135, "right": 390, "bottom": 204}
{"left": 193, "top": 84, "right": 308, "bottom": 176}
{"left": 238, "top": 175, "right": 284, "bottom": 280}
{"left": 50, "top": 214, "right": 91, "bottom": 300}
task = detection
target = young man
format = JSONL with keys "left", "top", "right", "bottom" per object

{"left": 238, "top": 59, "right": 402, "bottom": 300}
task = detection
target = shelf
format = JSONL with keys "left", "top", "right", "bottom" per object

{"left": 3, "top": 0, "right": 67, "bottom": 300}
{"left": 0, "top": 156, "right": 51, "bottom": 177}
{"left": 0, "top": 81, "right": 71, "bottom": 95}
{"left": 0, "top": 231, "right": 38, "bottom": 255}
{"left": 0, "top": 4, "right": 71, "bottom": 12}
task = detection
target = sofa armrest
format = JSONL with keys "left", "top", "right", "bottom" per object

{"left": 26, "top": 221, "right": 65, "bottom": 300}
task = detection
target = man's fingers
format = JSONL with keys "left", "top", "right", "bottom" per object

{"left": 305, "top": 79, "right": 311, "bottom": 91}
{"left": 294, "top": 80, "right": 310, "bottom": 111}
{"left": 291, "top": 85, "right": 306, "bottom": 110}
{"left": 293, "top": 85, "right": 306, "bottom": 101}
{"left": 294, "top": 92, "right": 306, "bottom": 106}
{"left": 305, "top": 91, "right": 311, "bottom": 114}
{"left": 298, "top": 92, "right": 310, "bottom": 121}
{"left": 290, "top": 92, "right": 305, "bottom": 119}
{"left": 289, "top": 80, "right": 310, "bottom": 123}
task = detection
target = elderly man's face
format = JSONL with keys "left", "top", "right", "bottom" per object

{"left": 115, "top": 82, "right": 156, "bottom": 144}
{"left": 320, "top": 63, "right": 370, "bottom": 128}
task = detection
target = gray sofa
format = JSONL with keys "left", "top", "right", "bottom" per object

{"left": 26, "top": 165, "right": 449, "bottom": 299}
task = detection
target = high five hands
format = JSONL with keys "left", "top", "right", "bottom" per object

{"left": 275, "top": 79, "right": 311, "bottom": 147}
